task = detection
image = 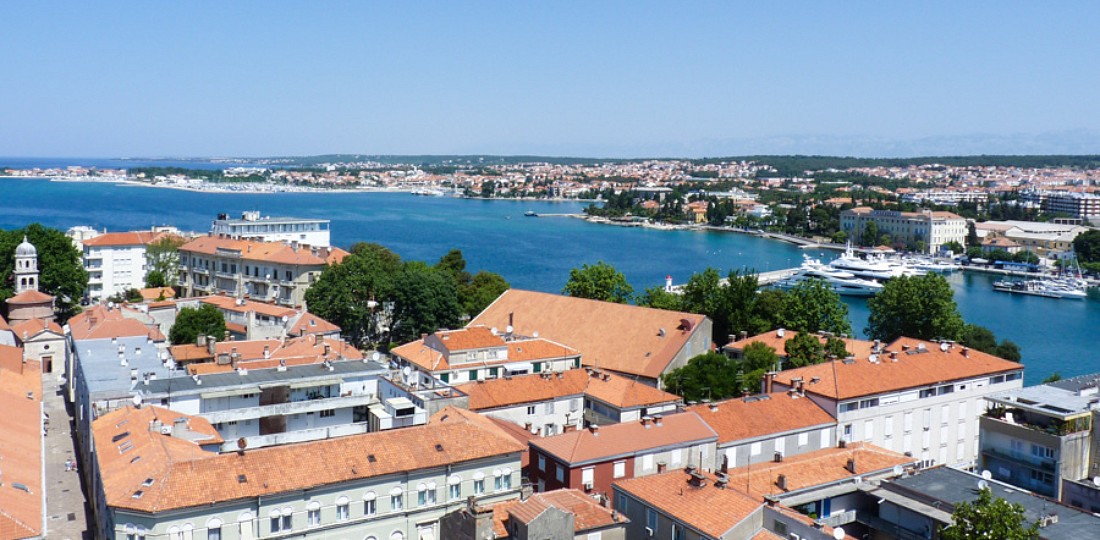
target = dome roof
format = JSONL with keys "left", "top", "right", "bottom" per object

{"left": 15, "top": 236, "right": 37, "bottom": 257}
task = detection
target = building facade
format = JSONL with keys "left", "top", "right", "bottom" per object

{"left": 840, "top": 207, "right": 966, "bottom": 253}
{"left": 82, "top": 230, "right": 179, "bottom": 302}
{"left": 212, "top": 211, "right": 331, "bottom": 247}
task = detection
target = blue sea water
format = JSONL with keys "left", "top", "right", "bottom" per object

{"left": 0, "top": 176, "right": 1096, "bottom": 384}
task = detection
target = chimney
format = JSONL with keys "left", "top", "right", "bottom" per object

{"left": 657, "top": 461, "right": 667, "bottom": 473}
{"left": 714, "top": 472, "right": 729, "bottom": 489}
{"left": 653, "top": 414, "right": 663, "bottom": 426}
{"left": 774, "top": 451, "right": 783, "bottom": 463}
{"left": 962, "top": 347, "right": 970, "bottom": 358}
{"left": 420, "top": 333, "right": 428, "bottom": 342}
{"left": 795, "top": 380, "right": 805, "bottom": 396}
{"left": 708, "top": 402, "right": 718, "bottom": 412}
{"left": 776, "top": 474, "right": 787, "bottom": 491}
{"left": 641, "top": 416, "right": 652, "bottom": 428}
{"left": 890, "top": 351, "right": 898, "bottom": 361}
{"left": 740, "top": 330, "right": 748, "bottom": 340}
{"left": 263, "top": 345, "right": 270, "bottom": 359}
{"left": 846, "top": 457, "right": 857, "bottom": 474}
{"left": 902, "top": 344, "right": 910, "bottom": 351}
{"left": 588, "top": 425, "right": 600, "bottom": 436}
{"left": 763, "top": 372, "right": 776, "bottom": 394}
{"left": 207, "top": 338, "right": 216, "bottom": 355}
{"left": 508, "top": 312, "right": 514, "bottom": 328}
{"left": 727, "top": 334, "right": 735, "bottom": 345}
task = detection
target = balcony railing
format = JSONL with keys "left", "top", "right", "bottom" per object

{"left": 981, "top": 447, "right": 1056, "bottom": 472}
{"left": 199, "top": 393, "right": 377, "bottom": 424}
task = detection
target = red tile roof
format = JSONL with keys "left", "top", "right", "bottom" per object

{"left": 614, "top": 470, "right": 762, "bottom": 538}
{"left": 493, "top": 489, "right": 624, "bottom": 537}
{"left": 470, "top": 289, "right": 709, "bottom": 380}
{"left": 723, "top": 442, "right": 913, "bottom": 498}
{"left": 179, "top": 235, "right": 349, "bottom": 266}
{"left": 94, "top": 406, "right": 524, "bottom": 513}
{"left": 0, "top": 349, "right": 43, "bottom": 539}
{"left": 178, "top": 335, "right": 362, "bottom": 374}
{"left": 287, "top": 311, "right": 341, "bottom": 336}
{"left": 5, "top": 289, "right": 54, "bottom": 305}
{"left": 457, "top": 368, "right": 680, "bottom": 411}
{"left": 724, "top": 330, "right": 875, "bottom": 360}
{"left": 82, "top": 230, "right": 174, "bottom": 247}
{"left": 773, "top": 338, "right": 1022, "bottom": 400}
{"left": 687, "top": 393, "right": 835, "bottom": 445}
{"left": 68, "top": 305, "right": 165, "bottom": 341}
{"left": 200, "top": 296, "right": 297, "bottom": 319}
{"left": 10, "top": 318, "right": 63, "bottom": 341}
{"left": 531, "top": 412, "right": 717, "bottom": 466}
{"left": 392, "top": 334, "right": 578, "bottom": 373}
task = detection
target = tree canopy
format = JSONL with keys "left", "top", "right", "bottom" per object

{"left": 776, "top": 278, "right": 853, "bottom": 336}
{"left": 304, "top": 242, "right": 402, "bottom": 347}
{"left": 434, "top": 249, "right": 510, "bottom": 318}
{"left": 942, "top": 488, "right": 1038, "bottom": 540}
{"left": 660, "top": 352, "right": 742, "bottom": 403}
{"left": 0, "top": 223, "right": 88, "bottom": 321}
{"left": 562, "top": 261, "right": 633, "bottom": 303}
{"left": 170, "top": 304, "right": 226, "bottom": 345}
{"left": 866, "top": 274, "right": 965, "bottom": 342}
{"left": 961, "top": 324, "right": 1022, "bottom": 362}
{"left": 389, "top": 261, "right": 462, "bottom": 344}
{"left": 146, "top": 235, "right": 187, "bottom": 286}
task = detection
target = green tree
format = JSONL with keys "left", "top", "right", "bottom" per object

{"left": 636, "top": 285, "right": 684, "bottom": 311}
{"left": 146, "top": 235, "right": 186, "bottom": 286}
{"left": 678, "top": 269, "right": 771, "bottom": 343}
{"left": 741, "top": 341, "right": 779, "bottom": 393}
{"left": 1042, "top": 372, "right": 1062, "bottom": 383}
{"left": 777, "top": 278, "right": 853, "bottom": 336}
{"left": 145, "top": 270, "right": 167, "bottom": 288}
{"left": 960, "top": 324, "right": 1022, "bottom": 362}
{"left": 304, "top": 242, "right": 403, "bottom": 347}
{"left": 824, "top": 336, "right": 849, "bottom": 359}
{"left": 0, "top": 223, "right": 88, "bottom": 321}
{"left": 661, "top": 352, "right": 741, "bottom": 403}
{"left": 941, "top": 488, "right": 1038, "bottom": 540}
{"left": 942, "top": 240, "right": 965, "bottom": 254}
{"left": 966, "top": 221, "right": 980, "bottom": 248}
{"left": 461, "top": 271, "right": 510, "bottom": 318}
{"left": 1073, "top": 229, "right": 1100, "bottom": 264}
{"left": 784, "top": 331, "right": 825, "bottom": 368}
{"left": 436, "top": 249, "right": 472, "bottom": 288}
{"left": 562, "top": 261, "right": 633, "bottom": 303}
{"left": 170, "top": 304, "right": 227, "bottom": 345}
{"left": 866, "top": 274, "right": 965, "bottom": 342}
{"left": 862, "top": 221, "right": 879, "bottom": 246}
{"left": 388, "top": 261, "right": 462, "bottom": 344}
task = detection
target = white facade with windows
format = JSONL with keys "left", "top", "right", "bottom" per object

{"left": 211, "top": 212, "right": 331, "bottom": 247}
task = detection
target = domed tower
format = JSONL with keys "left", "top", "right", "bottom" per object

{"left": 14, "top": 236, "right": 39, "bottom": 294}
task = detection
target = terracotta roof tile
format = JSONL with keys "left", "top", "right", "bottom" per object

{"left": 433, "top": 326, "right": 504, "bottom": 351}
{"left": 95, "top": 406, "right": 524, "bottom": 513}
{"left": 0, "top": 350, "right": 44, "bottom": 538}
{"left": 724, "top": 330, "right": 874, "bottom": 360}
{"left": 773, "top": 337, "right": 1022, "bottom": 400}
{"left": 687, "top": 393, "right": 835, "bottom": 444}
{"left": 615, "top": 470, "right": 762, "bottom": 538}
{"left": 470, "top": 289, "right": 709, "bottom": 380}
{"left": 178, "top": 335, "right": 362, "bottom": 374}
{"left": 139, "top": 287, "right": 176, "bottom": 302}
{"left": 393, "top": 333, "right": 578, "bottom": 373}
{"left": 531, "top": 412, "right": 717, "bottom": 466}
{"left": 82, "top": 231, "right": 171, "bottom": 247}
{"left": 457, "top": 368, "right": 680, "bottom": 411}
{"left": 287, "top": 311, "right": 341, "bottom": 336}
{"left": 69, "top": 305, "right": 165, "bottom": 341}
{"left": 493, "top": 489, "right": 623, "bottom": 537}
{"left": 179, "top": 235, "right": 349, "bottom": 266}
{"left": 201, "top": 296, "right": 297, "bottom": 319}
{"left": 5, "top": 289, "right": 54, "bottom": 305}
{"left": 10, "top": 318, "right": 63, "bottom": 340}
{"left": 723, "top": 442, "right": 914, "bottom": 498}
{"left": 0, "top": 314, "right": 10, "bottom": 332}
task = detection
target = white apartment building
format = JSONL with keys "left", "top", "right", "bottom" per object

{"left": 82, "top": 230, "right": 180, "bottom": 301}
{"left": 178, "top": 234, "right": 349, "bottom": 307}
{"left": 91, "top": 405, "right": 525, "bottom": 540}
{"left": 840, "top": 207, "right": 967, "bottom": 253}
{"left": 774, "top": 338, "right": 1024, "bottom": 469}
{"left": 1021, "top": 190, "right": 1100, "bottom": 220}
{"left": 212, "top": 211, "right": 331, "bottom": 246}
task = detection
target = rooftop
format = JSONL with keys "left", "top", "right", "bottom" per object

{"left": 469, "top": 289, "right": 708, "bottom": 380}
{"left": 531, "top": 411, "right": 717, "bottom": 466}
{"left": 69, "top": 304, "right": 165, "bottom": 342}
{"left": 392, "top": 331, "right": 579, "bottom": 373}
{"left": 723, "top": 442, "right": 914, "bottom": 499}
{"left": 492, "top": 489, "right": 624, "bottom": 537}
{"left": 723, "top": 329, "right": 875, "bottom": 360}
{"left": 987, "top": 376, "right": 1100, "bottom": 420}
{"left": 881, "top": 467, "right": 1100, "bottom": 540}
{"left": 94, "top": 405, "right": 524, "bottom": 513}
{"left": 76, "top": 334, "right": 174, "bottom": 400}
{"left": 614, "top": 469, "right": 762, "bottom": 539}
{"left": 82, "top": 230, "right": 177, "bottom": 247}
{"left": 179, "top": 234, "right": 348, "bottom": 266}
{"left": 773, "top": 337, "right": 1022, "bottom": 401}
{"left": 686, "top": 393, "right": 835, "bottom": 445}
{"left": 138, "top": 357, "right": 388, "bottom": 398}
{"left": 0, "top": 348, "right": 42, "bottom": 539}
{"left": 457, "top": 368, "right": 680, "bottom": 411}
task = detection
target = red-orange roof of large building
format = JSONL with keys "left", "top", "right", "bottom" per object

{"left": 615, "top": 470, "right": 762, "bottom": 539}
{"left": 531, "top": 412, "right": 717, "bottom": 466}
{"left": 0, "top": 348, "right": 43, "bottom": 539}
{"left": 686, "top": 393, "right": 835, "bottom": 445}
{"left": 179, "top": 235, "right": 348, "bottom": 266}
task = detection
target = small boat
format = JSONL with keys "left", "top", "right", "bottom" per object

{"left": 773, "top": 256, "right": 885, "bottom": 297}
{"left": 992, "top": 278, "right": 1086, "bottom": 300}
{"left": 524, "top": 210, "right": 538, "bottom": 217}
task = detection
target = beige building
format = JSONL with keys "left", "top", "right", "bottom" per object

{"left": 178, "top": 235, "right": 349, "bottom": 307}
{"left": 840, "top": 207, "right": 966, "bottom": 253}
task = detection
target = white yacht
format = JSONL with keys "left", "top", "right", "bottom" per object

{"left": 774, "top": 257, "right": 885, "bottom": 297}
{"left": 992, "top": 278, "right": 1087, "bottom": 300}
{"left": 828, "top": 245, "right": 923, "bottom": 280}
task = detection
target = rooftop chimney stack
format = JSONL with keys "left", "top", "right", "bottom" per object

{"left": 846, "top": 458, "right": 857, "bottom": 474}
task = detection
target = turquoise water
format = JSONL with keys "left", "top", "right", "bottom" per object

{"left": 1, "top": 177, "right": 1096, "bottom": 384}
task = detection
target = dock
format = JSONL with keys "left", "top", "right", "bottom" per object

{"left": 666, "top": 268, "right": 798, "bottom": 294}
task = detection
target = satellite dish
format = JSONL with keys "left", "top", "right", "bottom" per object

{"left": 1092, "top": 476, "right": 1100, "bottom": 486}
{"left": 505, "top": 325, "right": 514, "bottom": 334}
{"left": 977, "top": 479, "right": 989, "bottom": 491}
{"left": 532, "top": 330, "right": 539, "bottom": 338}
{"left": 281, "top": 315, "right": 288, "bottom": 323}
{"left": 490, "top": 327, "right": 498, "bottom": 336}
{"left": 832, "top": 527, "right": 845, "bottom": 540}
{"left": 131, "top": 394, "right": 143, "bottom": 408}
{"left": 892, "top": 465, "right": 903, "bottom": 476}
{"left": 372, "top": 352, "right": 381, "bottom": 361}
{"left": 981, "top": 470, "right": 992, "bottom": 480}
{"left": 940, "top": 342, "right": 950, "bottom": 352}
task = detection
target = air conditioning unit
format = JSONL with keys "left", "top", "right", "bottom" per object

{"left": 644, "top": 527, "right": 654, "bottom": 537}
{"left": 582, "top": 481, "right": 594, "bottom": 491}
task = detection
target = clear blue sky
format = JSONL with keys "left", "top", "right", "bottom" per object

{"left": 2, "top": 2, "right": 1098, "bottom": 158}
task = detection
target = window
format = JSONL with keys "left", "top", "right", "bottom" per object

{"left": 502, "top": 469, "right": 513, "bottom": 489}
{"left": 864, "top": 419, "right": 875, "bottom": 441}
{"left": 418, "top": 486, "right": 428, "bottom": 507}
{"left": 616, "top": 494, "right": 629, "bottom": 512}
{"left": 307, "top": 508, "right": 320, "bottom": 527}
{"left": 670, "top": 448, "right": 682, "bottom": 466}
{"left": 840, "top": 402, "right": 859, "bottom": 413}
{"left": 941, "top": 404, "right": 951, "bottom": 425}
{"left": 391, "top": 493, "right": 403, "bottom": 512}
{"left": 450, "top": 484, "right": 461, "bottom": 500}
{"left": 320, "top": 409, "right": 335, "bottom": 418}
{"left": 206, "top": 519, "right": 223, "bottom": 540}
{"left": 364, "top": 498, "right": 377, "bottom": 516}
{"left": 337, "top": 501, "right": 349, "bottom": 521}
{"left": 474, "top": 479, "right": 485, "bottom": 495}
{"left": 613, "top": 461, "right": 626, "bottom": 478}
{"left": 820, "top": 428, "right": 830, "bottom": 449}
{"left": 798, "top": 432, "right": 809, "bottom": 446}
{"left": 920, "top": 388, "right": 936, "bottom": 399}
{"left": 672, "top": 523, "right": 684, "bottom": 540}
{"left": 859, "top": 398, "right": 879, "bottom": 409}
{"left": 538, "top": 454, "right": 546, "bottom": 471}
{"left": 468, "top": 370, "right": 478, "bottom": 381}
{"left": 582, "top": 467, "right": 595, "bottom": 486}
{"left": 646, "top": 508, "right": 658, "bottom": 530}
{"left": 1031, "top": 444, "right": 1054, "bottom": 459}
{"left": 842, "top": 424, "right": 852, "bottom": 441}
{"left": 555, "top": 464, "right": 564, "bottom": 483}
{"left": 904, "top": 412, "right": 913, "bottom": 433}
{"left": 750, "top": 442, "right": 762, "bottom": 456}
{"left": 642, "top": 453, "right": 654, "bottom": 471}
{"left": 527, "top": 405, "right": 536, "bottom": 415}
{"left": 545, "top": 401, "right": 555, "bottom": 414}
{"left": 775, "top": 437, "right": 786, "bottom": 455}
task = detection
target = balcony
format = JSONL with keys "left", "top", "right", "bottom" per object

{"left": 199, "top": 393, "right": 377, "bottom": 424}
{"left": 982, "top": 408, "right": 1091, "bottom": 437}
{"left": 980, "top": 446, "right": 1056, "bottom": 472}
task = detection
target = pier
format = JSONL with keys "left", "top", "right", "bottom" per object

{"left": 666, "top": 268, "right": 798, "bottom": 294}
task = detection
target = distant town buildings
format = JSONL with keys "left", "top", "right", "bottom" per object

{"left": 211, "top": 211, "right": 332, "bottom": 247}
